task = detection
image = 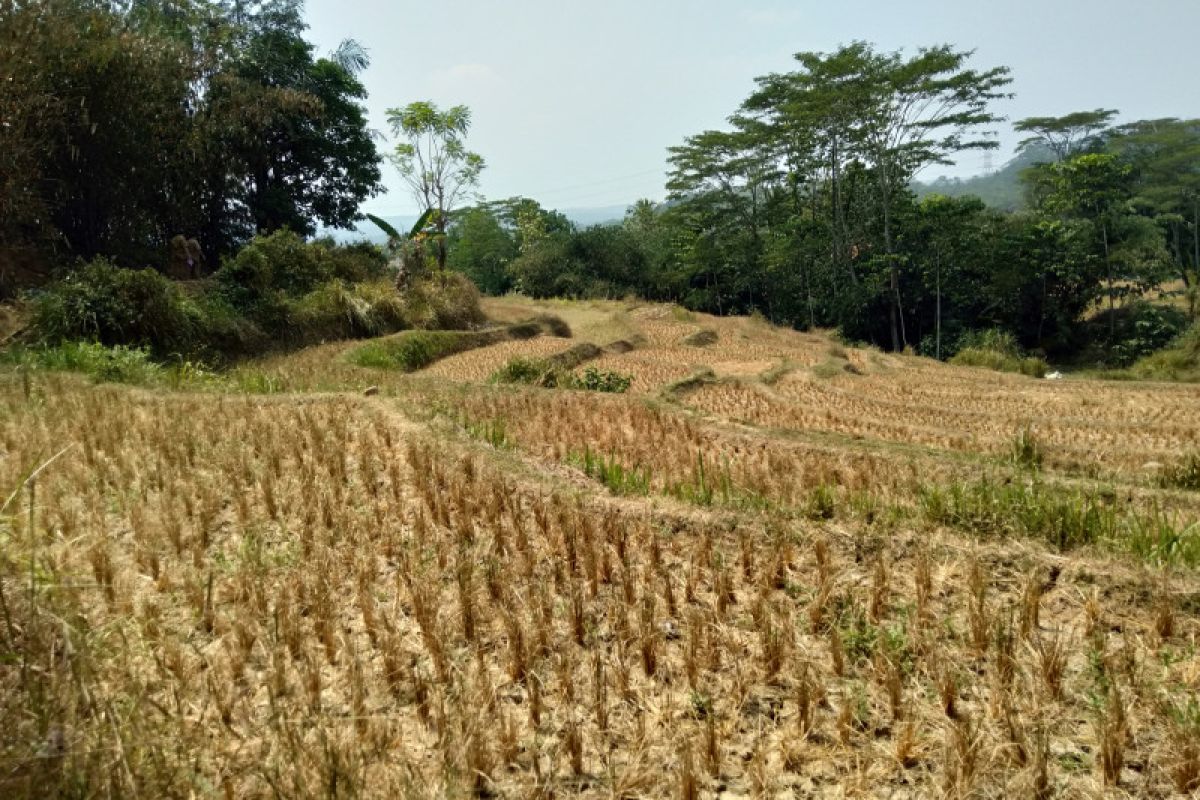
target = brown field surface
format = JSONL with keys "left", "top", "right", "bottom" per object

{"left": 2, "top": 296, "right": 1200, "bottom": 798}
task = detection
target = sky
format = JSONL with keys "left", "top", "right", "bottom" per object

{"left": 304, "top": 0, "right": 1200, "bottom": 217}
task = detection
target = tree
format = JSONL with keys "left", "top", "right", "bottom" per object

{"left": 198, "top": 4, "right": 382, "bottom": 254}
{"left": 1045, "top": 153, "right": 1138, "bottom": 337}
{"left": 1106, "top": 118, "right": 1200, "bottom": 289}
{"left": 853, "top": 44, "right": 1012, "bottom": 350}
{"left": 1015, "top": 109, "right": 1119, "bottom": 162}
{"left": 0, "top": 0, "right": 383, "bottom": 272}
{"left": 387, "top": 101, "right": 486, "bottom": 270}
{"left": 446, "top": 207, "right": 517, "bottom": 294}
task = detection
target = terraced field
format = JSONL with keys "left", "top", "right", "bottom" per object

{"left": 3, "top": 297, "right": 1199, "bottom": 798}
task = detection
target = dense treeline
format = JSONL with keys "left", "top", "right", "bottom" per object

{"left": 1, "top": 0, "right": 381, "bottom": 290}
{"left": 5, "top": 7, "right": 1200, "bottom": 368}
{"left": 449, "top": 46, "right": 1200, "bottom": 361}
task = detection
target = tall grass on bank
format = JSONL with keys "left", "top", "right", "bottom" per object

{"left": 950, "top": 329, "right": 1048, "bottom": 378}
{"left": 920, "top": 478, "right": 1200, "bottom": 565}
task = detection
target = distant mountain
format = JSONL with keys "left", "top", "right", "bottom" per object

{"left": 318, "top": 204, "right": 632, "bottom": 244}
{"left": 913, "top": 144, "right": 1053, "bottom": 211}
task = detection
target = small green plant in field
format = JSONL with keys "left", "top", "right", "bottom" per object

{"left": 1159, "top": 452, "right": 1200, "bottom": 491}
{"left": 490, "top": 356, "right": 564, "bottom": 387}
{"left": 491, "top": 358, "right": 631, "bottom": 393}
{"left": 805, "top": 484, "right": 837, "bottom": 520}
{"left": 573, "top": 366, "right": 631, "bottom": 393}
{"left": 465, "top": 417, "right": 509, "bottom": 449}
{"left": 1010, "top": 426, "right": 1044, "bottom": 470}
{"left": 920, "top": 478, "right": 1116, "bottom": 551}
{"left": 569, "top": 447, "right": 650, "bottom": 495}
{"left": 231, "top": 369, "right": 287, "bottom": 394}
{"left": 1122, "top": 513, "right": 1200, "bottom": 567}
{"left": 919, "top": 477, "right": 1199, "bottom": 564}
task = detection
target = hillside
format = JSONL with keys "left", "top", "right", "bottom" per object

{"left": 913, "top": 144, "right": 1054, "bottom": 210}
{"left": 3, "top": 297, "right": 1199, "bottom": 797}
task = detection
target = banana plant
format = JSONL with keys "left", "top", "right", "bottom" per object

{"left": 365, "top": 209, "right": 444, "bottom": 287}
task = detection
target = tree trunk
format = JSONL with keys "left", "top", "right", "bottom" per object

{"left": 935, "top": 251, "right": 941, "bottom": 360}
{"left": 881, "top": 174, "right": 904, "bottom": 352}
{"left": 1103, "top": 221, "right": 1113, "bottom": 341}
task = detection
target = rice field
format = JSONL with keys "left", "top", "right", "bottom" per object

{"left": 2, "top": 297, "right": 1199, "bottom": 798}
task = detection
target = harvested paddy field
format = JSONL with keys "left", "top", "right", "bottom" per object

{"left": 2, "top": 297, "right": 1199, "bottom": 798}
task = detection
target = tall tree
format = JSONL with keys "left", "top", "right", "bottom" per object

{"left": 386, "top": 101, "right": 486, "bottom": 270}
{"left": 1015, "top": 109, "right": 1119, "bottom": 162}
{"left": 1045, "top": 152, "right": 1137, "bottom": 337}
{"left": 854, "top": 44, "right": 1012, "bottom": 350}
{"left": 1106, "top": 118, "right": 1200, "bottom": 289}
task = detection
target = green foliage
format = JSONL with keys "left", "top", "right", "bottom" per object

{"left": 217, "top": 229, "right": 335, "bottom": 303}
{"left": 1127, "top": 320, "right": 1200, "bottom": 381}
{"left": 464, "top": 417, "right": 510, "bottom": 449}
{"left": 4, "top": 342, "right": 165, "bottom": 385}
{"left": 950, "top": 329, "right": 1048, "bottom": 377}
{"left": 1009, "top": 427, "right": 1045, "bottom": 470}
{"left": 286, "top": 279, "right": 408, "bottom": 343}
{"left": 1120, "top": 513, "right": 1200, "bottom": 567}
{"left": 569, "top": 447, "right": 651, "bottom": 496}
{"left": 386, "top": 101, "right": 485, "bottom": 269}
{"left": 490, "top": 358, "right": 631, "bottom": 393}
{"left": 572, "top": 366, "right": 632, "bottom": 393}
{"left": 28, "top": 260, "right": 200, "bottom": 357}
{"left": 1082, "top": 302, "right": 1190, "bottom": 367}
{"left": 399, "top": 270, "right": 485, "bottom": 330}
{"left": 3, "top": 0, "right": 381, "bottom": 267}
{"left": 350, "top": 330, "right": 490, "bottom": 372}
{"left": 915, "top": 479, "right": 1189, "bottom": 554}
{"left": 805, "top": 484, "right": 838, "bottom": 520}
{"left": 1159, "top": 452, "right": 1200, "bottom": 491}
{"left": 920, "top": 479, "right": 1105, "bottom": 549}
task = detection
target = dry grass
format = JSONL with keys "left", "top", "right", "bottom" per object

{"left": 2, "top": 296, "right": 1199, "bottom": 798}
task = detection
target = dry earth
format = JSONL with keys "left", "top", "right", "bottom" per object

{"left": 2, "top": 297, "right": 1199, "bottom": 798}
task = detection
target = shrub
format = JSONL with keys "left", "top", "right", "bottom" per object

{"left": 490, "top": 356, "right": 562, "bottom": 387}
{"left": 287, "top": 280, "right": 408, "bottom": 343}
{"left": 350, "top": 330, "right": 495, "bottom": 372}
{"left": 28, "top": 259, "right": 199, "bottom": 356}
{"left": 950, "top": 329, "right": 1048, "bottom": 377}
{"left": 316, "top": 238, "right": 389, "bottom": 283}
{"left": 5, "top": 341, "right": 164, "bottom": 384}
{"left": 401, "top": 270, "right": 485, "bottom": 330}
{"left": 1129, "top": 321, "right": 1200, "bottom": 382}
{"left": 217, "top": 229, "right": 335, "bottom": 301}
{"left": 573, "top": 366, "right": 632, "bottom": 393}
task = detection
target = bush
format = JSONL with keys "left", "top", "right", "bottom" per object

{"left": 950, "top": 328, "right": 1048, "bottom": 377}
{"left": 1128, "top": 321, "right": 1200, "bottom": 381}
{"left": 5, "top": 341, "right": 164, "bottom": 384}
{"left": 316, "top": 238, "right": 389, "bottom": 283}
{"left": 490, "top": 356, "right": 561, "bottom": 387}
{"left": 287, "top": 279, "right": 408, "bottom": 344}
{"left": 401, "top": 270, "right": 485, "bottom": 330}
{"left": 28, "top": 259, "right": 199, "bottom": 356}
{"left": 573, "top": 366, "right": 632, "bottom": 393}
{"left": 350, "top": 329, "right": 497, "bottom": 372}
{"left": 490, "top": 357, "right": 632, "bottom": 393}
{"left": 217, "top": 229, "right": 336, "bottom": 301}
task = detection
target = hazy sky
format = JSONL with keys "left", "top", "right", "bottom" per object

{"left": 304, "top": 0, "right": 1200, "bottom": 216}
